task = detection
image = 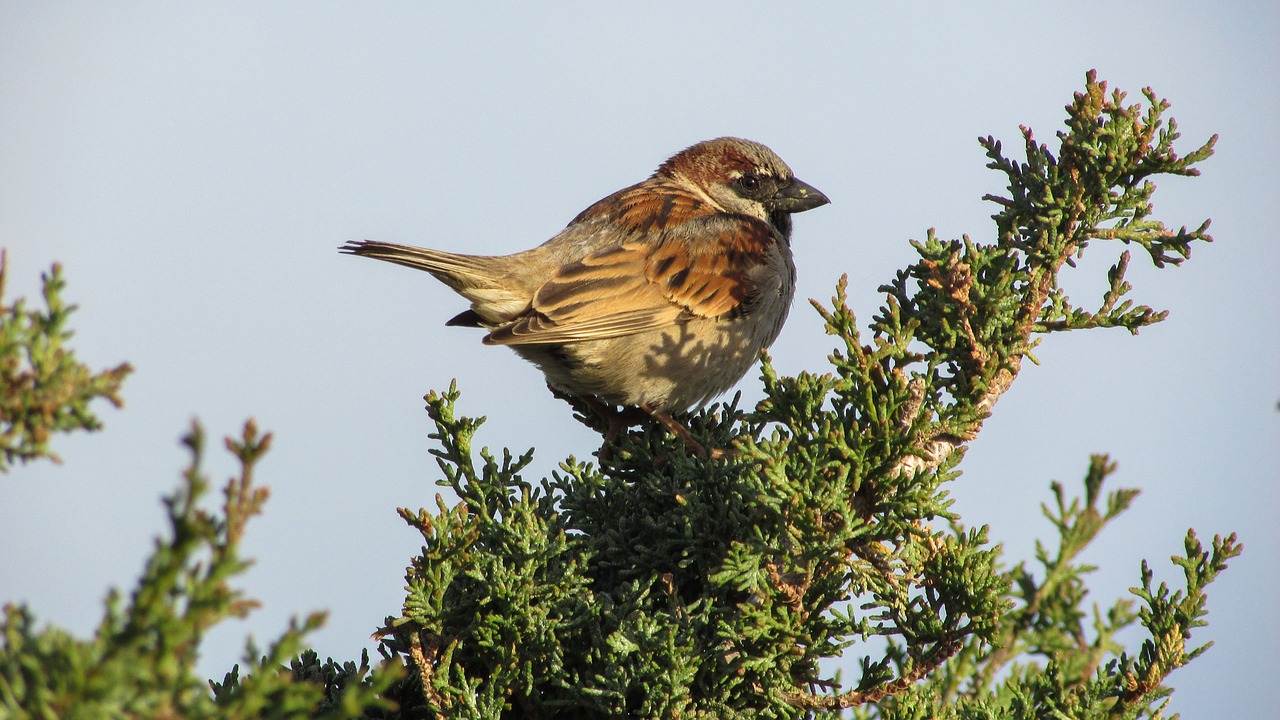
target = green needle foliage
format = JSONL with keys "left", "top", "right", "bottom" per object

{"left": 1, "top": 421, "right": 404, "bottom": 718}
{"left": 0, "top": 72, "right": 1241, "bottom": 718}
{"left": 0, "top": 251, "right": 131, "bottom": 471}
{"left": 376, "top": 72, "right": 1238, "bottom": 718}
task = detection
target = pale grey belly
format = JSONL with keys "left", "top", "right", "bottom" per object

{"left": 510, "top": 311, "right": 787, "bottom": 411}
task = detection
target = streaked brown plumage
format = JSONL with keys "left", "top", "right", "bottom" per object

{"left": 341, "top": 137, "right": 828, "bottom": 454}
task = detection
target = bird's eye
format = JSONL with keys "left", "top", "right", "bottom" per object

{"left": 737, "top": 174, "right": 761, "bottom": 192}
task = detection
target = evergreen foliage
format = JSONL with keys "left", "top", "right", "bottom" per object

{"left": 2, "top": 421, "right": 404, "bottom": 718}
{"left": 375, "top": 71, "right": 1236, "bottom": 718}
{"left": 0, "top": 251, "right": 130, "bottom": 470}
{"left": 0, "top": 72, "right": 1240, "bottom": 718}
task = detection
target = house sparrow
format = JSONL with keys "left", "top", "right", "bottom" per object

{"left": 341, "top": 137, "right": 828, "bottom": 456}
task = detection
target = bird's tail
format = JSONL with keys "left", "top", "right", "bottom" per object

{"left": 340, "top": 240, "right": 532, "bottom": 327}
{"left": 339, "top": 240, "right": 500, "bottom": 292}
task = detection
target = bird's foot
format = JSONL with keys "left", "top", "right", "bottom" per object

{"left": 551, "top": 387, "right": 730, "bottom": 461}
{"left": 569, "top": 394, "right": 648, "bottom": 461}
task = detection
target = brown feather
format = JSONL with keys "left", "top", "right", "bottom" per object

{"left": 485, "top": 215, "right": 778, "bottom": 346}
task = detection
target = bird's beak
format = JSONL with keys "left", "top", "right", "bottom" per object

{"left": 769, "top": 178, "right": 830, "bottom": 213}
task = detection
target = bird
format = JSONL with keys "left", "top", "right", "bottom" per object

{"left": 340, "top": 137, "right": 829, "bottom": 457}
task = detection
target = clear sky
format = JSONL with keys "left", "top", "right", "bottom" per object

{"left": 2, "top": 3, "right": 1276, "bottom": 716}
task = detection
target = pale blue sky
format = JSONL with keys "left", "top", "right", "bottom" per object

{"left": 2, "top": 3, "right": 1276, "bottom": 716}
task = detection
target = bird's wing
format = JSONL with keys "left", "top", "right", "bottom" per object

{"left": 484, "top": 214, "right": 778, "bottom": 346}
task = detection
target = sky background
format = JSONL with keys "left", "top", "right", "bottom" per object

{"left": 2, "top": 2, "right": 1276, "bottom": 716}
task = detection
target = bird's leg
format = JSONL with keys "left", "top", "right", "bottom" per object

{"left": 550, "top": 386, "right": 729, "bottom": 461}
{"left": 561, "top": 393, "right": 648, "bottom": 460}
{"left": 550, "top": 387, "right": 636, "bottom": 436}
{"left": 640, "top": 405, "right": 731, "bottom": 460}
{"left": 577, "top": 395, "right": 647, "bottom": 443}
